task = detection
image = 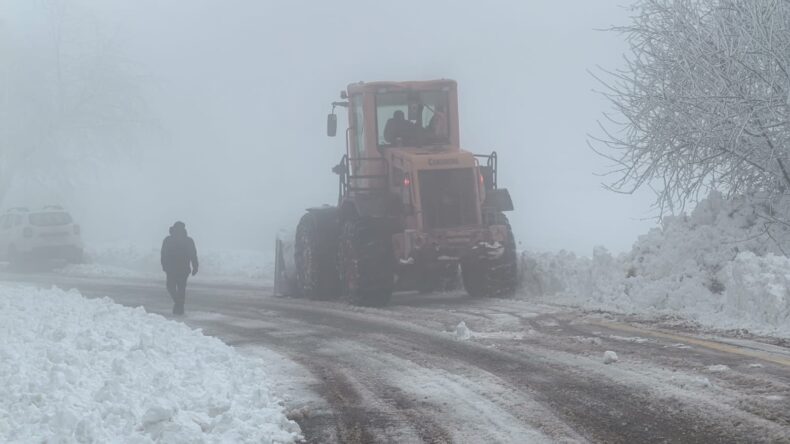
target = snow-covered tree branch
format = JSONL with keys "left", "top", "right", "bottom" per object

{"left": 591, "top": 0, "right": 790, "bottom": 214}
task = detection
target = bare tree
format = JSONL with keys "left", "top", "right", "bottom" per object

{"left": 591, "top": 0, "right": 790, "bottom": 215}
{"left": 0, "top": 1, "right": 152, "bottom": 206}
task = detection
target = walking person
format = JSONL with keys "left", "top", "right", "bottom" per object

{"left": 160, "top": 221, "right": 198, "bottom": 315}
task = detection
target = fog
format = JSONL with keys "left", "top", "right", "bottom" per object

{"left": 1, "top": 0, "right": 654, "bottom": 255}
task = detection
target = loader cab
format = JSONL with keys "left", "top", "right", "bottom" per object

{"left": 344, "top": 80, "right": 461, "bottom": 159}
{"left": 328, "top": 80, "right": 496, "bottom": 221}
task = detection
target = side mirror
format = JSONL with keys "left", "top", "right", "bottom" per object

{"left": 327, "top": 113, "right": 337, "bottom": 137}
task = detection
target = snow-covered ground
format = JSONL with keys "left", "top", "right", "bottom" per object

{"left": 0, "top": 283, "right": 300, "bottom": 443}
{"left": 60, "top": 242, "right": 274, "bottom": 285}
{"left": 521, "top": 192, "right": 790, "bottom": 338}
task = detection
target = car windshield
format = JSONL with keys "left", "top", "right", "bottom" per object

{"left": 376, "top": 90, "right": 450, "bottom": 148}
{"left": 29, "top": 212, "right": 73, "bottom": 226}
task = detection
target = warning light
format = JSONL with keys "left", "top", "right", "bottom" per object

{"left": 403, "top": 177, "right": 411, "bottom": 187}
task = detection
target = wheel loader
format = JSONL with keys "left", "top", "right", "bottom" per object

{"left": 274, "top": 79, "right": 517, "bottom": 306}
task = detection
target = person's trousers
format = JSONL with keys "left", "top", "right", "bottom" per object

{"left": 166, "top": 272, "right": 189, "bottom": 314}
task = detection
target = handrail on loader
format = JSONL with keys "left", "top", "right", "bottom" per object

{"left": 474, "top": 151, "right": 498, "bottom": 189}
{"left": 334, "top": 155, "right": 389, "bottom": 203}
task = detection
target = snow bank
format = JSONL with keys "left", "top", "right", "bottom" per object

{"left": 521, "top": 192, "right": 790, "bottom": 337}
{"left": 62, "top": 242, "right": 275, "bottom": 283}
{"left": 0, "top": 283, "right": 300, "bottom": 443}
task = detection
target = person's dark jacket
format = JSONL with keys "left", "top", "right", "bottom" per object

{"left": 161, "top": 225, "right": 198, "bottom": 276}
{"left": 383, "top": 116, "right": 416, "bottom": 146}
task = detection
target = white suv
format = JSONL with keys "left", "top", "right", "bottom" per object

{"left": 0, "top": 206, "right": 84, "bottom": 265}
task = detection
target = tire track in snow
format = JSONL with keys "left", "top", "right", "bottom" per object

{"left": 310, "top": 365, "right": 377, "bottom": 444}
{"left": 226, "top": 298, "right": 788, "bottom": 443}
{"left": 194, "top": 316, "right": 455, "bottom": 443}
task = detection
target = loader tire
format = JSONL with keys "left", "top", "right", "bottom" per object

{"left": 461, "top": 213, "right": 518, "bottom": 298}
{"left": 295, "top": 209, "right": 341, "bottom": 300}
{"left": 339, "top": 217, "right": 394, "bottom": 307}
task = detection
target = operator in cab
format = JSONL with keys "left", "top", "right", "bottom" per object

{"left": 383, "top": 110, "right": 416, "bottom": 146}
{"left": 428, "top": 103, "right": 449, "bottom": 141}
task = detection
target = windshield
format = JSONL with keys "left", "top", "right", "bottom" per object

{"left": 376, "top": 90, "right": 450, "bottom": 148}
{"left": 29, "top": 212, "right": 73, "bottom": 227}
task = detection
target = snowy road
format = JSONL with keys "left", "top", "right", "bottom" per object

{"left": 3, "top": 271, "right": 789, "bottom": 443}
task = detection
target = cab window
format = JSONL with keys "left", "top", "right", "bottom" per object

{"left": 376, "top": 90, "right": 450, "bottom": 148}
{"left": 352, "top": 95, "right": 364, "bottom": 158}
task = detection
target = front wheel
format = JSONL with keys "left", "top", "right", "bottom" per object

{"left": 461, "top": 213, "right": 518, "bottom": 298}
{"left": 294, "top": 210, "right": 341, "bottom": 300}
{"left": 338, "top": 218, "right": 394, "bottom": 307}
{"left": 7, "top": 245, "right": 22, "bottom": 268}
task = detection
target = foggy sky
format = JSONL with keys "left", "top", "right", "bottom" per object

{"left": 2, "top": 0, "right": 655, "bottom": 255}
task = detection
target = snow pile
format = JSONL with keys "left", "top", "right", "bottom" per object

{"left": 197, "top": 249, "right": 274, "bottom": 281}
{"left": 85, "top": 242, "right": 162, "bottom": 274}
{"left": 522, "top": 192, "right": 790, "bottom": 337}
{"left": 0, "top": 284, "right": 300, "bottom": 443}
{"left": 62, "top": 241, "right": 275, "bottom": 283}
{"left": 707, "top": 364, "right": 730, "bottom": 373}
{"left": 60, "top": 263, "right": 150, "bottom": 279}
{"left": 455, "top": 321, "right": 472, "bottom": 340}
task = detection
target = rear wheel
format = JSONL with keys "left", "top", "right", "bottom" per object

{"left": 339, "top": 218, "right": 394, "bottom": 307}
{"left": 7, "top": 245, "right": 19, "bottom": 268}
{"left": 294, "top": 210, "right": 341, "bottom": 300}
{"left": 461, "top": 213, "right": 518, "bottom": 298}
{"left": 7, "top": 245, "right": 32, "bottom": 270}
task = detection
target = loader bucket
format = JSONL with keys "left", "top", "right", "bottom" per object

{"left": 274, "top": 236, "right": 296, "bottom": 296}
